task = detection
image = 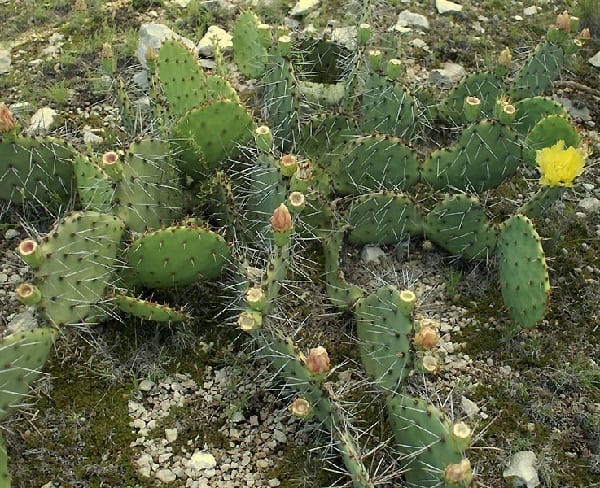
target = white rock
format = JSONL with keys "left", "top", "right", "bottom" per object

{"left": 394, "top": 10, "right": 430, "bottom": 31}
{"left": 514, "top": 15, "right": 524, "bottom": 21}
{"left": 331, "top": 26, "right": 357, "bottom": 50}
{"left": 361, "top": 245, "right": 386, "bottom": 264}
{"left": 155, "top": 468, "right": 177, "bottom": 483}
{"left": 428, "top": 62, "right": 466, "bottom": 86}
{"left": 27, "top": 107, "right": 57, "bottom": 136}
{"left": 4, "top": 228, "right": 19, "bottom": 240}
{"left": 523, "top": 6, "right": 537, "bottom": 16}
{"left": 0, "top": 49, "right": 11, "bottom": 74}
{"left": 503, "top": 451, "right": 540, "bottom": 487}
{"left": 197, "top": 26, "right": 233, "bottom": 57}
{"left": 436, "top": 0, "right": 462, "bottom": 14}
{"left": 410, "top": 38, "right": 430, "bottom": 50}
{"left": 290, "top": 0, "right": 320, "bottom": 16}
{"left": 136, "top": 23, "right": 194, "bottom": 69}
{"left": 165, "top": 427, "right": 178, "bottom": 443}
{"left": 188, "top": 451, "right": 217, "bottom": 470}
{"left": 83, "top": 131, "right": 103, "bottom": 146}
{"left": 49, "top": 33, "right": 65, "bottom": 45}
{"left": 589, "top": 51, "right": 600, "bottom": 68}
{"left": 461, "top": 395, "right": 480, "bottom": 418}
{"left": 7, "top": 311, "right": 37, "bottom": 335}
{"left": 173, "top": 0, "right": 192, "bottom": 6}
{"left": 133, "top": 71, "right": 149, "bottom": 89}
{"left": 578, "top": 197, "right": 600, "bottom": 213}
{"left": 139, "top": 379, "right": 155, "bottom": 391}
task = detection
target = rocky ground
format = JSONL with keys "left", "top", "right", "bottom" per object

{"left": 1, "top": 0, "right": 599, "bottom": 487}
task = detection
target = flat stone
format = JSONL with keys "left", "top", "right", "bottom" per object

{"left": 197, "top": 25, "right": 233, "bottom": 57}
{"left": 4, "top": 228, "right": 19, "bottom": 240}
{"left": 27, "top": 107, "right": 57, "bottom": 136}
{"left": 330, "top": 26, "right": 357, "bottom": 50}
{"left": 83, "top": 131, "right": 103, "bottom": 146}
{"left": 503, "top": 451, "right": 540, "bottom": 487}
{"left": 589, "top": 51, "right": 600, "bottom": 68}
{"left": 578, "top": 197, "right": 600, "bottom": 213}
{"left": 188, "top": 451, "right": 217, "bottom": 470}
{"left": 436, "top": 0, "right": 462, "bottom": 14}
{"left": 0, "top": 49, "right": 11, "bottom": 74}
{"left": 132, "top": 71, "right": 149, "bottom": 89}
{"left": 410, "top": 38, "right": 430, "bottom": 51}
{"left": 554, "top": 96, "right": 591, "bottom": 121}
{"left": 290, "top": 0, "right": 320, "bottom": 16}
{"left": 428, "top": 62, "right": 466, "bottom": 86}
{"left": 461, "top": 395, "right": 480, "bottom": 418}
{"left": 523, "top": 6, "right": 537, "bottom": 16}
{"left": 155, "top": 468, "right": 176, "bottom": 483}
{"left": 7, "top": 311, "right": 37, "bottom": 335}
{"left": 394, "top": 10, "right": 430, "bottom": 30}
{"left": 361, "top": 245, "right": 386, "bottom": 264}
{"left": 165, "top": 428, "right": 178, "bottom": 443}
{"left": 136, "top": 23, "right": 194, "bottom": 69}
{"left": 139, "top": 379, "right": 155, "bottom": 391}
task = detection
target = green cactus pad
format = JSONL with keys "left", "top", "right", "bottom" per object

{"left": 300, "top": 115, "right": 357, "bottom": 168}
{"left": 421, "top": 121, "right": 521, "bottom": 191}
{"left": 509, "top": 42, "right": 564, "bottom": 101}
{"left": 263, "top": 57, "right": 300, "bottom": 152}
{"left": 324, "top": 227, "right": 365, "bottom": 308}
{"left": 425, "top": 195, "right": 497, "bottom": 260}
{"left": 113, "top": 139, "right": 183, "bottom": 233}
{"left": 30, "top": 212, "right": 125, "bottom": 326}
{"left": 111, "top": 293, "right": 190, "bottom": 322}
{"left": 73, "top": 154, "right": 114, "bottom": 212}
{"left": 172, "top": 100, "right": 254, "bottom": 174}
{"left": 330, "top": 134, "right": 419, "bottom": 195}
{"left": 497, "top": 214, "right": 550, "bottom": 329}
{"left": 0, "top": 137, "right": 74, "bottom": 212}
{"left": 125, "top": 224, "right": 230, "bottom": 288}
{"left": 345, "top": 193, "right": 423, "bottom": 246}
{"left": 0, "top": 432, "right": 7, "bottom": 488}
{"left": 522, "top": 114, "right": 580, "bottom": 166}
{"left": 0, "top": 328, "right": 55, "bottom": 422}
{"left": 359, "top": 73, "right": 416, "bottom": 139}
{"left": 513, "top": 97, "right": 568, "bottom": 136}
{"left": 387, "top": 394, "right": 472, "bottom": 487}
{"left": 355, "top": 286, "right": 414, "bottom": 392}
{"left": 232, "top": 10, "right": 269, "bottom": 78}
{"left": 437, "top": 72, "right": 504, "bottom": 124}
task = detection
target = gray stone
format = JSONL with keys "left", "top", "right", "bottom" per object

{"left": 503, "top": 451, "right": 540, "bottom": 487}
{"left": 172, "top": 0, "right": 192, "bottom": 6}
{"left": 361, "top": 245, "right": 386, "bottom": 264}
{"left": 83, "top": 130, "right": 103, "bottom": 146}
{"left": 136, "top": 23, "right": 194, "bottom": 69}
{"left": 589, "top": 51, "right": 600, "bottom": 68}
{"left": 197, "top": 26, "right": 233, "bottom": 57}
{"left": 139, "top": 379, "right": 155, "bottom": 391}
{"left": 523, "top": 6, "right": 537, "bottom": 16}
{"left": 436, "top": 0, "right": 462, "bottom": 14}
{"left": 133, "top": 70, "right": 149, "bottom": 89}
{"left": 330, "top": 26, "right": 357, "bottom": 50}
{"left": 188, "top": 451, "right": 217, "bottom": 470}
{"left": 165, "top": 427, "right": 178, "bottom": 443}
{"left": 155, "top": 468, "right": 176, "bottom": 483}
{"left": 4, "top": 228, "right": 19, "bottom": 240}
{"left": 461, "top": 395, "right": 480, "bottom": 418}
{"left": 554, "top": 96, "right": 591, "bottom": 121}
{"left": 394, "top": 11, "right": 430, "bottom": 31}
{"left": 27, "top": 107, "right": 57, "bottom": 136}
{"left": 0, "top": 49, "right": 11, "bottom": 74}
{"left": 578, "top": 197, "right": 600, "bottom": 213}
{"left": 428, "top": 62, "right": 466, "bottom": 86}
{"left": 290, "top": 0, "right": 320, "bottom": 16}
{"left": 7, "top": 311, "right": 38, "bottom": 335}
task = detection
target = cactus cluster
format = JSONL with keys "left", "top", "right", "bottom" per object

{"left": 0, "top": 7, "right": 590, "bottom": 488}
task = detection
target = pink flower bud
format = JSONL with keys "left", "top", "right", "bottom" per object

{"left": 271, "top": 204, "right": 292, "bottom": 233}
{"left": 0, "top": 103, "right": 16, "bottom": 133}
{"left": 556, "top": 11, "right": 571, "bottom": 32}
{"left": 304, "top": 346, "right": 330, "bottom": 375}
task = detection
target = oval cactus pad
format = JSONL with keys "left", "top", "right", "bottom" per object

{"left": 126, "top": 225, "right": 231, "bottom": 288}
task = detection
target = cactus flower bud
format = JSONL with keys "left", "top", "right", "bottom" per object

{"left": 358, "top": 23, "right": 371, "bottom": 46}
{"left": 579, "top": 28, "right": 590, "bottom": 40}
{"left": 279, "top": 154, "right": 298, "bottom": 177}
{"left": 278, "top": 35, "right": 291, "bottom": 57}
{"left": 102, "top": 151, "right": 123, "bottom": 181}
{"left": 18, "top": 239, "right": 44, "bottom": 268}
{"left": 0, "top": 103, "right": 16, "bottom": 133}
{"left": 254, "top": 125, "right": 273, "bottom": 153}
{"left": 237, "top": 310, "right": 262, "bottom": 332}
{"left": 368, "top": 49, "right": 382, "bottom": 71}
{"left": 556, "top": 11, "right": 571, "bottom": 32}
{"left": 245, "top": 286, "right": 266, "bottom": 312}
{"left": 289, "top": 398, "right": 311, "bottom": 418}
{"left": 444, "top": 459, "right": 472, "bottom": 485}
{"left": 271, "top": 204, "right": 292, "bottom": 233}
{"left": 15, "top": 283, "right": 42, "bottom": 306}
{"left": 287, "top": 191, "right": 305, "bottom": 214}
{"left": 420, "top": 353, "right": 441, "bottom": 374}
{"left": 413, "top": 323, "right": 439, "bottom": 350}
{"left": 304, "top": 346, "right": 330, "bottom": 375}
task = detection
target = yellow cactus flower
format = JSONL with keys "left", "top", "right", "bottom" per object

{"left": 536, "top": 140, "right": 586, "bottom": 187}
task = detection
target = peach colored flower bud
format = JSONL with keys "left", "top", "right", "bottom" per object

{"left": 556, "top": 11, "right": 571, "bottom": 32}
{"left": 579, "top": 28, "right": 590, "bottom": 40}
{"left": 444, "top": 459, "right": 472, "bottom": 484}
{"left": 413, "top": 325, "right": 439, "bottom": 349}
{"left": 289, "top": 398, "right": 311, "bottom": 418}
{"left": 0, "top": 103, "right": 16, "bottom": 133}
{"left": 304, "top": 346, "right": 330, "bottom": 375}
{"left": 271, "top": 204, "right": 292, "bottom": 233}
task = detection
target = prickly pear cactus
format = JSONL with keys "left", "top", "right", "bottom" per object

{"left": 0, "top": 137, "right": 74, "bottom": 212}
{"left": 73, "top": 153, "right": 113, "bottom": 212}
{"left": 497, "top": 214, "right": 550, "bottom": 329}
{"left": 522, "top": 114, "right": 581, "bottom": 166}
{"left": 509, "top": 42, "right": 565, "bottom": 101}
{"left": 124, "top": 224, "right": 231, "bottom": 288}
{"left": 232, "top": 10, "right": 269, "bottom": 78}
{"left": 17, "top": 212, "right": 125, "bottom": 327}
{"left": 110, "top": 293, "right": 190, "bottom": 322}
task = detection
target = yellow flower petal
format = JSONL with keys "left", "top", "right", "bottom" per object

{"left": 536, "top": 140, "right": 586, "bottom": 187}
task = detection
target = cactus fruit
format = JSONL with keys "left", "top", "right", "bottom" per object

{"left": 172, "top": 100, "right": 254, "bottom": 174}
{"left": 110, "top": 293, "right": 190, "bottom": 322}
{"left": 387, "top": 394, "right": 472, "bottom": 487}
{"left": 330, "top": 134, "right": 419, "bottom": 195}
{"left": 425, "top": 195, "right": 497, "bottom": 260}
{"left": 0, "top": 137, "right": 74, "bottom": 212}
{"left": 124, "top": 224, "right": 230, "bottom": 288}
{"left": 497, "top": 214, "right": 550, "bottom": 329}
{"left": 354, "top": 286, "right": 414, "bottom": 392}
{"left": 232, "top": 11, "right": 269, "bottom": 78}
{"left": 421, "top": 121, "right": 521, "bottom": 191}
{"left": 345, "top": 193, "right": 423, "bottom": 246}
{"left": 17, "top": 212, "right": 125, "bottom": 327}
{"left": 112, "top": 140, "right": 183, "bottom": 233}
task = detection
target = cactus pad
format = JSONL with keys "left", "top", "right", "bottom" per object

{"left": 0, "top": 328, "right": 55, "bottom": 421}
{"left": 110, "top": 293, "right": 189, "bottom": 322}
{"left": 125, "top": 224, "right": 230, "bottom": 288}
{"left": 330, "top": 134, "right": 419, "bottom": 195}
{"left": 509, "top": 42, "right": 564, "bottom": 101}
{"left": 73, "top": 154, "right": 114, "bottom": 212}
{"left": 421, "top": 121, "right": 520, "bottom": 191}
{"left": 497, "top": 214, "right": 550, "bottom": 329}
{"left": 425, "top": 195, "right": 496, "bottom": 260}
{"left": 513, "top": 96, "right": 568, "bottom": 136}
{"left": 232, "top": 10, "right": 269, "bottom": 78}
{"left": 522, "top": 114, "right": 581, "bottom": 167}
